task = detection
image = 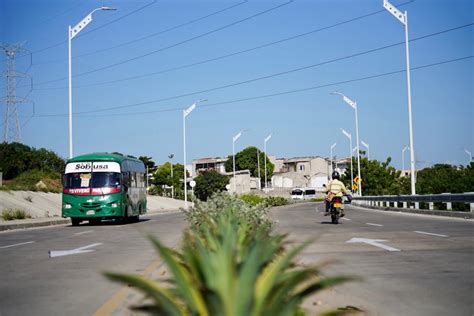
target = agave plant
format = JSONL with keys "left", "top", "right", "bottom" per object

{"left": 105, "top": 205, "right": 357, "bottom": 315}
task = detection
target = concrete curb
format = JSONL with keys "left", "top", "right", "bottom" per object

{"left": 0, "top": 209, "right": 184, "bottom": 232}
{"left": 0, "top": 218, "right": 71, "bottom": 231}
{"left": 353, "top": 203, "right": 473, "bottom": 219}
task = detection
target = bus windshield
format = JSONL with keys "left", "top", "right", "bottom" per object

{"left": 63, "top": 172, "right": 121, "bottom": 195}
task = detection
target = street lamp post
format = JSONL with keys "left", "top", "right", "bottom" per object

{"left": 264, "top": 134, "right": 272, "bottom": 192}
{"left": 232, "top": 131, "right": 243, "bottom": 192}
{"left": 68, "top": 7, "right": 116, "bottom": 158}
{"left": 341, "top": 129, "right": 354, "bottom": 192}
{"left": 257, "top": 148, "right": 261, "bottom": 190}
{"left": 330, "top": 142, "right": 337, "bottom": 176}
{"left": 332, "top": 92, "right": 361, "bottom": 196}
{"left": 383, "top": 0, "right": 416, "bottom": 195}
{"left": 361, "top": 140, "right": 370, "bottom": 160}
{"left": 402, "top": 145, "right": 409, "bottom": 171}
{"left": 183, "top": 100, "right": 206, "bottom": 208}
{"left": 168, "top": 154, "right": 174, "bottom": 198}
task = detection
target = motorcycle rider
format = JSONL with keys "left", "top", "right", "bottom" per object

{"left": 325, "top": 170, "right": 349, "bottom": 217}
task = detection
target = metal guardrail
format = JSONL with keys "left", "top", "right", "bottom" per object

{"left": 353, "top": 193, "right": 474, "bottom": 203}
{"left": 353, "top": 192, "right": 474, "bottom": 213}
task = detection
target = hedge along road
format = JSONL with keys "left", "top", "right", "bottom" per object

{"left": 1, "top": 203, "right": 473, "bottom": 316}
{"left": 271, "top": 202, "right": 474, "bottom": 316}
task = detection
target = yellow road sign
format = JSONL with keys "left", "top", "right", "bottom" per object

{"left": 352, "top": 184, "right": 358, "bottom": 191}
{"left": 354, "top": 176, "right": 361, "bottom": 184}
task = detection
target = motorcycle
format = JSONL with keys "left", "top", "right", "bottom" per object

{"left": 329, "top": 195, "right": 352, "bottom": 224}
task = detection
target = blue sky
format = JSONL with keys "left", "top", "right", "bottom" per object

{"left": 1, "top": 0, "right": 472, "bottom": 169}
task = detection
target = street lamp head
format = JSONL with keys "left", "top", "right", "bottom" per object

{"left": 331, "top": 91, "right": 356, "bottom": 109}
{"left": 100, "top": 7, "right": 117, "bottom": 10}
{"left": 341, "top": 128, "right": 351, "bottom": 139}
{"left": 264, "top": 134, "right": 272, "bottom": 143}
{"left": 233, "top": 131, "right": 243, "bottom": 142}
{"left": 168, "top": 154, "right": 174, "bottom": 159}
{"left": 331, "top": 142, "right": 337, "bottom": 150}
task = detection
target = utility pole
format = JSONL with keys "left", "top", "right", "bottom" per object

{"left": 1, "top": 43, "right": 32, "bottom": 143}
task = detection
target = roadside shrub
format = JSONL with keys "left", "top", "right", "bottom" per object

{"left": 264, "top": 196, "right": 289, "bottom": 207}
{"left": 184, "top": 192, "right": 273, "bottom": 240}
{"left": 240, "top": 194, "right": 288, "bottom": 207}
{"left": 310, "top": 198, "right": 325, "bottom": 202}
{"left": 240, "top": 193, "right": 265, "bottom": 206}
{"left": 105, "top": 193, "right": 357, "bottom": 315}
{"left": 1, "top": 209, "right": 32, "bottom": 221}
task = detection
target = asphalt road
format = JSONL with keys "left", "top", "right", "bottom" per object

{"left": 0, "top": 204, "right": 473, "bottom": 316}
{"left": 0, "top": 211, "right": 186, "bottom": 316}
{"left": 271, "top": 203, "right": 474, "bottom": 316}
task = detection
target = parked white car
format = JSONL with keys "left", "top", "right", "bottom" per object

{"left": 291, "top": 188, "right": 316, "bottom": 200}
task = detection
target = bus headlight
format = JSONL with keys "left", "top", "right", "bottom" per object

{"left": 63, "top": 203, "right": 72, "bottom": 209}
{"left": 111, "top": 203, "right": 118, "bottom": 208}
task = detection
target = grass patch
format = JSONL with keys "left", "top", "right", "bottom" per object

{"left": 0, "top": 169, "right": 62, "bottom": 193}
{"left": 1, "top": 209, "right": 32, "bottom": 220}
{"left": 240, "top": 194, "right": 289, "bottom": 207}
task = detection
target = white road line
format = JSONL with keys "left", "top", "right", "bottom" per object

{"left": 366, "top": 223, "right": 384, "bottom": 227}
{"left": 49, "top": 243, "right": 102, "bottom": 258}
{"left": 74, "top": 231, "right": 93, "bottom": 236}
{"left": 342, "top": 217, "right": 351, "bottom": 221}
{"left": 414, "top": 231, "right": 448, "bottom": 238}
{"left": 0, "top": 241, "right": 35, "bottom": 249}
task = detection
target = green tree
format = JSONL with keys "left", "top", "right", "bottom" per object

{"left": 194, "top": 170, "right": 229, "bottom": 201}
{"left": 415, "top": 164, "right": 473, "bottom": 194}
{"left": 342, "top": 156, "right": 403, "bottom": 195}
{"left": 0, "top": 142, "right": 65, "bottom": 180}
{"left": 224, "top": 146, "right": 274, "bottom": 183}
{"left": 152, "top": 163, "right": 189, "bottom": 199}
{"left": 138, "top": 156, "right": 155, "bottom": 170}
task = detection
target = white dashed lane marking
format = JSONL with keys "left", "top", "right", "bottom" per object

{"left": 342, "top": 217, "right": 351, "bottom": 221}
{"left": 414, "top": 231, "right": 448, "bottom": 238}
{"left": 0, "top": 241, "right": 35, "bottom": 249}
{"left": 366, "top": 223, "right": 384, "bottom": 227}
{"left": 74, "top": 231, "right": 93, "bottom": 236}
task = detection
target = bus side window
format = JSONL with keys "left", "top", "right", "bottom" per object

{"left": 131, "top": 172, "right": 137, "bottom": 188}
{"left": 122, "top": 172, "right": 130, "bottom": 188}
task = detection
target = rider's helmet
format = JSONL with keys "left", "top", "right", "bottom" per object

{"left": 332, "top": 170, "right": 340, "bottom": 180}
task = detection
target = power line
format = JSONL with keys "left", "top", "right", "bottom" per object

{"left": 32, "top": 0, "right": 414, "bottom": 89}
{"left": 30, "top": 0, "right": 159, "bottom": 55}
{"left": 33, "top": 1, "right": 413, "bottom": 90}
{"left": 31, "top": 55, "right": 472, "bottom": 118}
{"left": 53, "top": 22, "right": 471, "bottom": 115}
{"left": 32, "top": 22, "right": 473, "bottom": 92}
{"left": 33, "top": 1, "right": 249, "bottom": 66}
{"left": 30, "top": 0, "right": 294, "bottom": 87}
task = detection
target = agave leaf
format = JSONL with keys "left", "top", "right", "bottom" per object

{"left": 104, "top": 272, "right": 185, "bottom": 316}
{"left": 149, "top": 237, "right": 209, "bottom": 316}
{"left": 252, "top": 239, "right": 312, "bottom": 315}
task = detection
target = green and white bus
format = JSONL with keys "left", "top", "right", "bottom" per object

{"left": 62, "top": 153, "right": 147, "bottom": 226}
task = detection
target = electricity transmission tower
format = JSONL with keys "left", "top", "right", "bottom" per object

{"left": 0, "top": 42, "right": 32, "bottom": 143}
